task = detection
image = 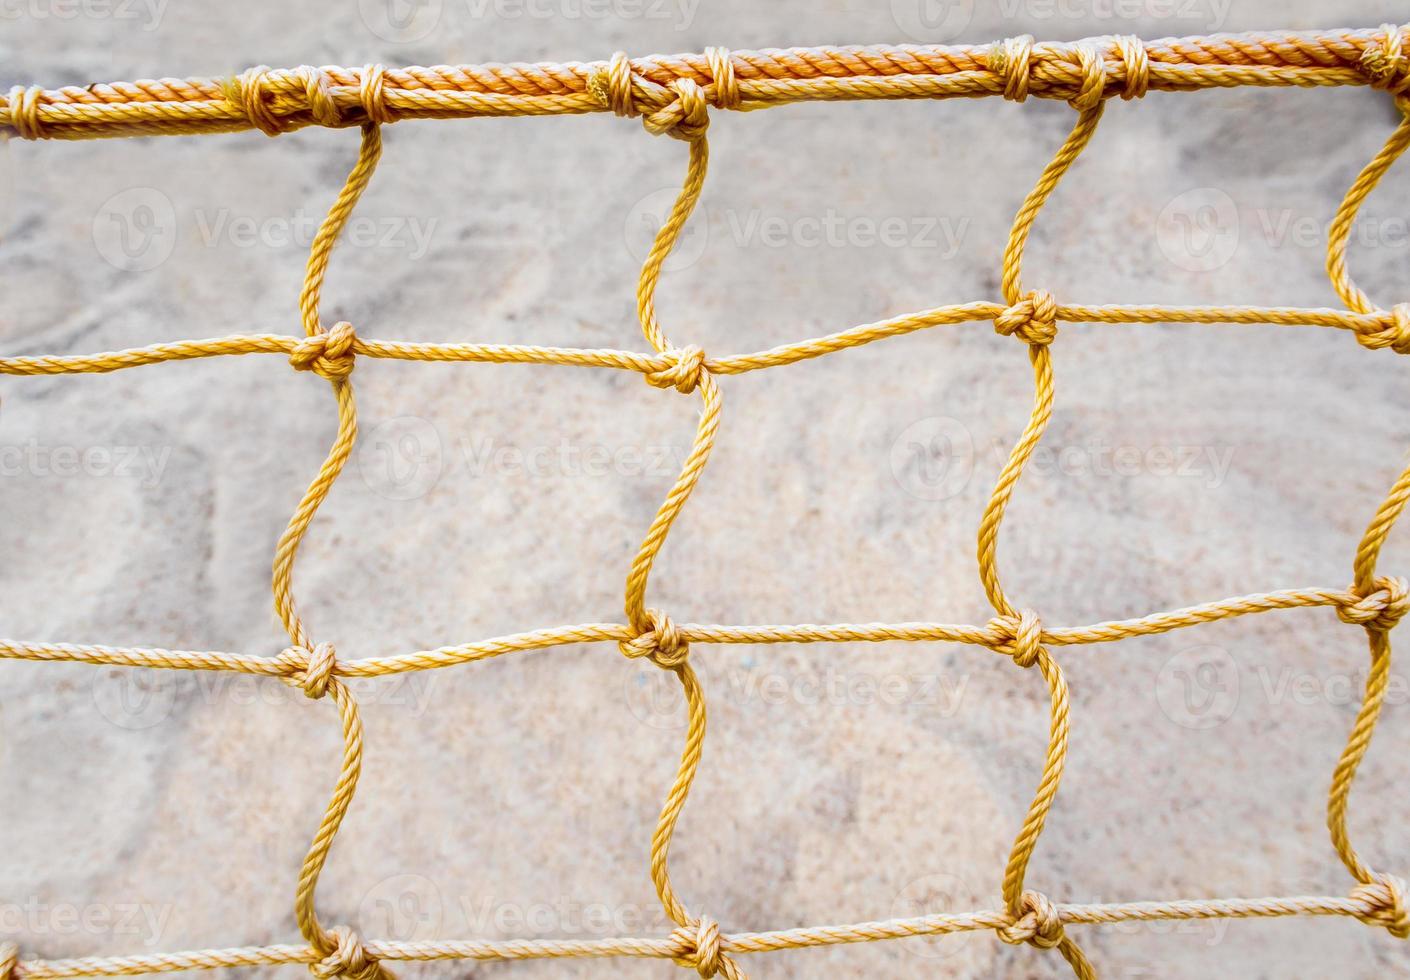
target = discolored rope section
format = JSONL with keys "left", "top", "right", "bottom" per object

{"left": 4, "top": 25, "right": 1410, "bottom": 980}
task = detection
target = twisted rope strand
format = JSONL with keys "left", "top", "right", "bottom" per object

{"left": 5, "top": 25, "right": 1410, "bottom": 980}
{"left": 3, "top": 28, "right": 1408, "bottom": 140}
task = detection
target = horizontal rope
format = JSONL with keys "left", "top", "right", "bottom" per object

{"left": 0, "top": 582, "right": 1380, "bottom": 680}
{"left": 1, "top": 302, "right": 1405, "bottom": 381}
{"left": 1, "top": 27, "right": 1405, "bottom": 140}
{"left": 8, "top": 889, "right": 1394, "bottom": 978}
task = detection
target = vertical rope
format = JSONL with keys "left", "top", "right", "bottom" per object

{"left": 982, "top": 86, "right": 1106, "bottom": 979}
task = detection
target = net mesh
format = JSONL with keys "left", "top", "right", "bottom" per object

{"left": 3, "top": 25, "right": 1410, "bottom": 980}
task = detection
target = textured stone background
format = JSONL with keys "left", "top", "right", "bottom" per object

{"left": 3, "top": 2, "right": 1410, "bottom": 978}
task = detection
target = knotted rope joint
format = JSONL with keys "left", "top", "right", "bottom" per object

{"left": 620, "top": 609, "right": 689, "bottom": 669}
{"left": 222, "top": 66, "right": 396, "bottom": 135}
{"left": 668, "top": 916, "right": 743, "bottom": 979}
{"left": 646, "top": 345, "right": 708, "bottom": 393}
{"left": 1351, "top": 873, "right": 1409, "bottom": 940}
{"left": 1336, "top": 576, "right": 1409, "bottom": 632}
{"left": 994, "top": 289, "right": 1058, "bottom": 346}
{"left": 988, "top": 608, "right": 1045, "bottom": 668}
{"left": 1357, "top": 304, "right": 1410, "bottom": 354}
{"left": 1361, "top": 25, "right": 1410, "bottom": 97}
{"left": 290, "top": 321, "right": 358, "bottom": 381}
{"left": 996, "top": 890, "right": 1066, "bottom": 949}
{"left": 5, "top": 85, "right": 43, "bottom": 140}
{"left": 588, "top": 50, "right": 734, "bottom": 140}
{"left": 275, "top": 642, "right": 340, "bottom": 699}
{"left": 309, "top": 927, "right": 389, "bottom": 980}
{"left": 988, "top": 35, "right": 1148, "bottom": 105}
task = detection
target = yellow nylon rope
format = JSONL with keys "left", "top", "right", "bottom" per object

{"left": 4, "top": 25, "right": 1410, "bottom": 980}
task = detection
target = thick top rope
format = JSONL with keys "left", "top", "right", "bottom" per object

{"left": 3, "top": 23, "right": 1410, "bottom": 980}
{"left": 3, "top": 27, "right": 1410, "bottom": 140}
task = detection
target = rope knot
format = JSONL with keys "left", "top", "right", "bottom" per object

{"left": 300, "top": 66, "right": 343, "bottom": 128}
{"left": 310, "top": 926, "right": 389, "bottom": 980}
{"left": 994, "top": 290, "right": 1058, "bottom": 346}
{"left": 1113, "top": 36, "right": 1150, "bottom": 100}
{"left": 1358, "top": 305, "right": 1410, "bottom": 354}
{"left": 291, "top": 321, "right": 358, "bottom": 380}
{"left": 990, "top": 608, "right": 1045, "bottom": 668}
{"left": 1352, "top": 873, "right": 1409, "bottom": 939}
{"left": 646, "top": 345, "right": 707, "bottom": 393}
{"left": 0, "top": 942, "right": 19, "bottom": 980}
{"left": 589, "top": 52, "right": 712, "bottom": 140}
{"left": 1362, "top": 26, "right": 1410, "bottom": 97}
{"left": 276, "top": 641, "right": 339, "bottom": 699}
{"left": 620, "top": 609, "right": 689, "bottom": 669}
{"left": 989, "top": 35, "right": 1035, "bottom": 103}
{"left": 5, "top": 85, "right": 44, "bottom": 140}
{"left": 223, "top": 66, "right": 287, "bottom": 137}
{"left": 359, "top": 64, "right": 396, "bottom": 126}
{"left": 669, "top": 916, "right": 743, "bottom": 979}
{"left": 1337, "top": 576, "right": 1410, "bottom": 632}
{"left": 996, "top": 890, "right": 1065, "bottom": 949}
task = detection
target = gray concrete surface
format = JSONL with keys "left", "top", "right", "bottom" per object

{"left": 3, "top": 1, "right": 1410, "bottom": 977}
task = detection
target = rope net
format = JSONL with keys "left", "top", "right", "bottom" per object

{"left": 3, "top": 24, "right": 1410, "bottom": 980}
